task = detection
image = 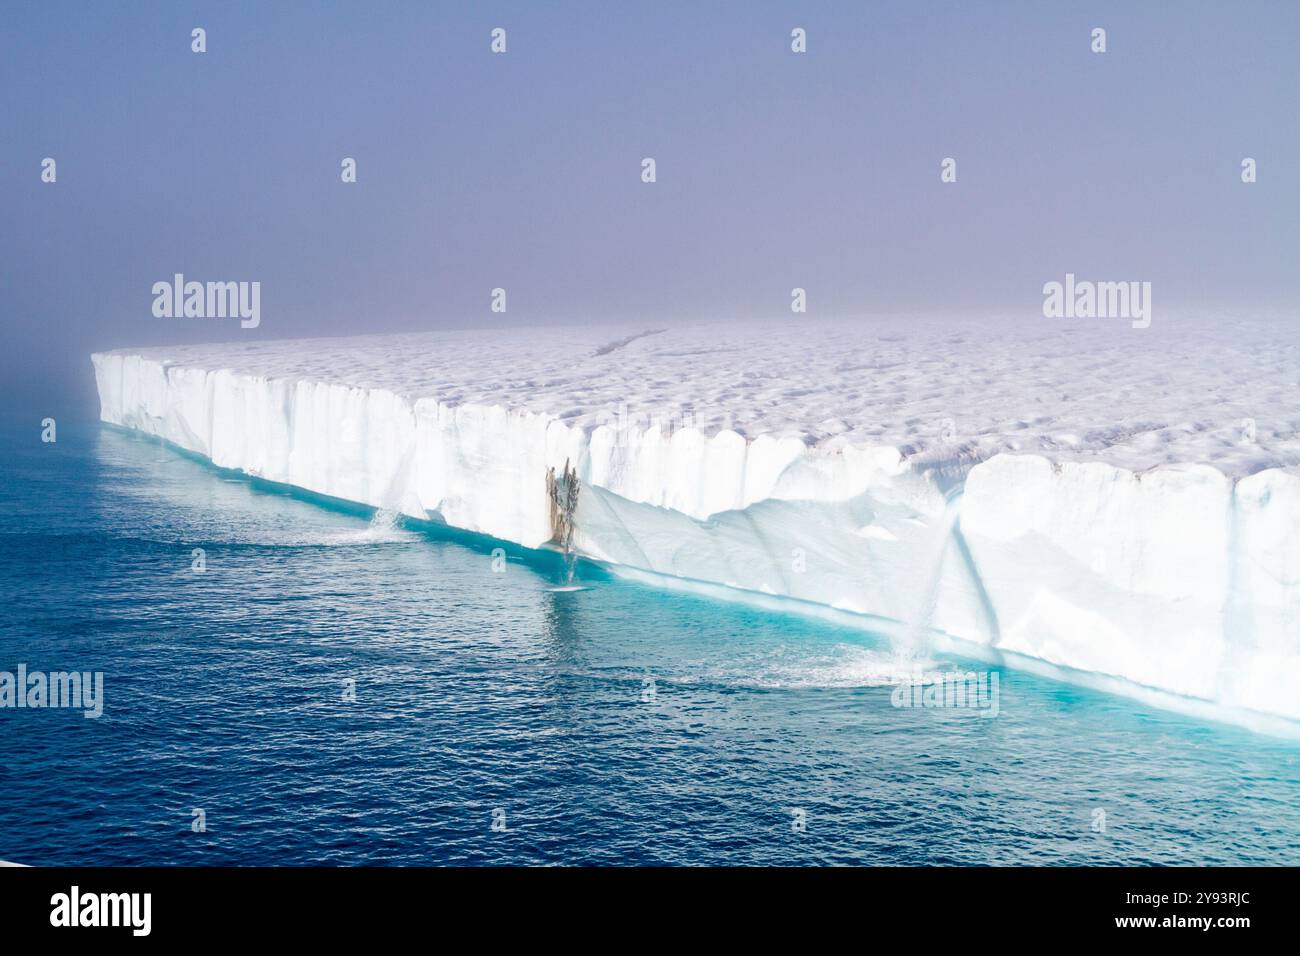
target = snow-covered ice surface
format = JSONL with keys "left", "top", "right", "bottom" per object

{"left": 93, "top": 314, "right": 1300, "bottom": 726}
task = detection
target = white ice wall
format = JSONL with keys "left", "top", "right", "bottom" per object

{"left": 93, "top": 351, "right": 1300, "bottom": 722}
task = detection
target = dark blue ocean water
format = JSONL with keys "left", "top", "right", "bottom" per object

{"left": 1, "top": 416, "right": 1298, "bottom": 866}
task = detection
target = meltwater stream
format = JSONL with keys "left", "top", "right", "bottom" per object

{"left": 0, "top": 417, "right": 1297, "bottom": 865}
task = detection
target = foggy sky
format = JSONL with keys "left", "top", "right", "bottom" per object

{"left": 3, "top": 0, "right": 1297, "bottom": 416}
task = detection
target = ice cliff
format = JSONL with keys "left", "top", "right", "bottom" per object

{"left": 92, "top": 317, "right": 1300, "bottom": 722}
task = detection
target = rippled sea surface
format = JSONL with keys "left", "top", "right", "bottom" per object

{"left": 1, "top": 417, "right": 1298, "bottom": 866}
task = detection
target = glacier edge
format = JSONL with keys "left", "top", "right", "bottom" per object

{"left": 91, "top": 350, "right": 1300, "bottom": 723}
